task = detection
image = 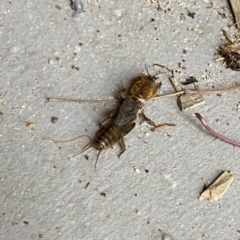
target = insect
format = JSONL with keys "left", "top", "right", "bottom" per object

{"left": 46, "top": 72, "right": 163, "bottom": 170}
{"left": 217, "top": 30, "right": 240, "bottom": 71}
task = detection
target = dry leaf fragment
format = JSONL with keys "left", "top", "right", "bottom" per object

{"left": 199, "top": 171, "right": 236, "bottom": 202}
{"left": 26, "top": 122, "right": 36, "bottom": 129}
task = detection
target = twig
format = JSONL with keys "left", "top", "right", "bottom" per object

{"left": 152, "top": 85, "right": 240, "bottom": 100}
{"left": 195, "top": 113, "right": 240, "bottom": 147}
{"left": 47, "top": 97, "right": 118, "bottom": 104}
{"left": 47, "top": 85, "right": 240, "bottom": 103}
{"left": 187, "top": 85, "right": 240, "bottom": 95}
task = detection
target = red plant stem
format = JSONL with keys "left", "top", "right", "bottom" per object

{"left": 195, "top": 113, "right": 240, "bottom": 147}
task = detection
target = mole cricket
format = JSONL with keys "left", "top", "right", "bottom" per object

{"left": 217, "top": 30, "right": 240, "bottom": 71}
{"left": 45, "top": 70, "right": 175, "bottom": 170}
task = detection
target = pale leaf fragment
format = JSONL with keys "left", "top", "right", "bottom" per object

{"left": 26, "top": 122, "right": 36, "bottom": 130}
{"left": 199, "top": 171, "right": 236, "bottom": 202}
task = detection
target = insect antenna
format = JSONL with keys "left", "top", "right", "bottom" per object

{"left": 153, "top": 64, "right": 174, "bottom": 77}
{"left": 43, "top": 135, "right": 91, "bottom": 144}
{"left": 144, "top": 64, "right": 151, "bottom": 76}
{"left": 44, "top": 135, "right": 93, "bottom": 159}
{"left": 67, "top": 137, "right": 93, "bottom": 158}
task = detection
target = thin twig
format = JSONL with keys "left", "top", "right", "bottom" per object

{"left": 47, "top": 97, "right": 118, "bottom": 104}
{"left": 150, "top": 91, "right": 185, "bottom": 100}
{"left": 195, "top": 113, "right": 240, "bottom": 147}
{"left": 47, "top": 85, "right": 240, "bottom": 103}
{"left": 187, "top": 85, "right": 240, "bottom": 95}
{"left": 152, "top": 85, "right": 240, "bottom": 100}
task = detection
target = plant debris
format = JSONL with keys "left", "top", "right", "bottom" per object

{"left": 26, "top": 122, "right": 36, "bottom": 130}
{"left": 216, "top": 30, "right": 240, "bottom": 71}
{"left": 199, "top": 171, "right": 236, "bottom": 202}
{"left": 51, "top": 117, "right": 58, "bottom": 123}
{"left": 71, "top": 0, "right": 84, "bottom": 22}
{"left": 153, "top": 64, "right": 205, "bottom": 111}
{"left": 228, "top": 0, "right": 240, "bottom": 29}
{"left": 85, "top": 182, "right": 90, "bottom": 189}
{"left": 195, "top": 113, "right": 240, "bottom": 147}
{"left": 181, "top": 76, "right": 198, "bottom": 85}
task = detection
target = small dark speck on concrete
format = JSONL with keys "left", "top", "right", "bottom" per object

{"left": 0, "top": 111, "right": 3, "bottom": 116}
{"left": 134, "top": 193, "right": 137, "bottom": 196}
{"left": 55, "top": 5, "right": 61, "bottom": 10}
{"left": 23, "top": 221, "right": 29, "bottom": 225}
{"left": 100, "top": 192, "right": 106, "bottom": 197}
{"left": 51, "top": 117, "right": 58, "bottom": 123}
{"left": 145, "top": 169, "right": 149, "bottom": 173}
{"left": 85, "top": 182, "right": 90, "bottom": 189}
{"left": 54, "top": 165, "right": 57, "bottom": 168}
{"left": 84, "top": 155, "right": 89, "bottom": 160}
{"left": 187, "top": 11, "right": 196, "bottom": 19}
{"left": 39, "top": 233, "right": 43, "bottom": 238}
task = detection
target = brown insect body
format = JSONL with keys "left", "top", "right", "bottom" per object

{"left": 129, "top": 75, "right": 161, "bottom": 99}
{"left": 80, "top": 75, "right": 161, "bottom": 169}
{"left": 46, "top": 73, "right": 161, "bottom": 170}
{"left": 218, "top": 30, "right": 240, "bottom": 71}
{"left": 91, "top": 96, "right": 143, "bottom": 152}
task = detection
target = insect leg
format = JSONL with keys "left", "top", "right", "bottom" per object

{"left": 151, "top": 82, "right": 162, "bottom": 97}
{"left": 99, "top": 109, "right": 117, "bottom": 128}
{"left": 139, "top": 111, "right": 156, "bottom": 127}
{"left": 117, "top": 122, "right": 136, "bottom": 157}
{"left": 116, "top": 81, "right": 126, "bottom": 101}
{"left": 222, "top": 30, "right": 233, "bottom": 43}
{"left": 118, "top": 136, "right": 126, "bottom": 158}
{"left": 151, "top": 123, "right": 176, "bottom": 132}
{"left": 94, "top": 149, "right": 102, "bottom": 171}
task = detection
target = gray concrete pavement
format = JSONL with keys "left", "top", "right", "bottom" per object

{"left": 0, "top": 1, "right": 240, "bottom": 239}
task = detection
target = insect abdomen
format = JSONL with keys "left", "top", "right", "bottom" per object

{"left": 93, "top": 125, "right": 120, "bottom": 150}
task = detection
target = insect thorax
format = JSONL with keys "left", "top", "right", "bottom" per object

{"left": 113, "top": 97, "right": 143, "bottom": 127}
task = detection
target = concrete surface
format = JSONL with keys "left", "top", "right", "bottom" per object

{"left": 0, "top": 0, "right": 240, "bottom": 240}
